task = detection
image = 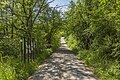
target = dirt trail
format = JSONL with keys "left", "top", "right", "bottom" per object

{"left": 28, "top": 37, "right": 97, "bottom": 80}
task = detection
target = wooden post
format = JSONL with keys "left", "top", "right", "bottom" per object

{"left": 20, "top": 37, "right": 23, "bottom": 62}
{"left": 32, "top": 38, "right": 35, "bottom": 61}
{"left": 30, "top": 38, "right": 32, "bottom": 61}
{"left": 23, "top": 37, "right": 26, "bottom": 63}
{"left": 11, "top": 0, "right": 14, "bottom": 38}
{"left": 33, "top": 38, "right": 36, "bottom": 60}
{"left": 27, "top": 38, "right": 30, "bottom": 63}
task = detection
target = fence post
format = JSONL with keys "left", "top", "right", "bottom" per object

{"left": 23, "top": 37, "right": 26, "bottom": 63}
{"left": 30, "top": 38, "right": 32, "bottom": 61}
{"left": 32, "top": 38, "right": 35, "bottom": 61}
{"left": 27, "top": 38, "right": 30, "bottom": 63}
{"left": 20, "top": 36, "right": 23, "bottom": 62}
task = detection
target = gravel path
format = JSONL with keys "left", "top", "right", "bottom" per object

{"left": 28, "top": 37, "right": 97, "bottom": 80}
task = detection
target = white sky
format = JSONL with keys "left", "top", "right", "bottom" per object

{"left": 48, "top": 0, "right": 77, "bottom": 12}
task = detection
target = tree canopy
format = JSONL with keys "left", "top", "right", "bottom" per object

{"left": 0, "top": 0, "right": 120, "bottom": 80}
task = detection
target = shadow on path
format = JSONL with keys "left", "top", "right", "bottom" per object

{"left": 28, "top": 37, "right": 98, "bottom": 80}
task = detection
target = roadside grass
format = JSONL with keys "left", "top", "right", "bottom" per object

{"left": 0, "top": 48, "right": 52, "bottom": 80}
{"left": 77, "top": 50, "right": 120, "bottom": 80}
{"left": 65, "top": 36, "right": 120, "bottom": 80}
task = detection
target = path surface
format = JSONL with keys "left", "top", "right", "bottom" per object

{"left": 28, "top": 37, "right": 97, "bottom": 80}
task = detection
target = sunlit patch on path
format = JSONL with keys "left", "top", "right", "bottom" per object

{"left": 28, "top": 37, "right": 97, "bottom": 80}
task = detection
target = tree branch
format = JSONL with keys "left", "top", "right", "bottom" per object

{"left": 22, "top": 0, "right": 27, "bottom": 16}
{"left": 32, "top": 0, "right": 55, "bottom": 24}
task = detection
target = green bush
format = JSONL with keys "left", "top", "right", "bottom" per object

{"left": 0, "top": 56, "right": 17, "bottom": 80}
{"left": 0, "top": 47, "right": 53, "bottom": 80}
{"left": 77, "top": 50, "right": 120, "bottom": 80}
{"left": 65, "top": 34, "right": 78, "bottom": 50}
{"left": 66, "top": 34, "right": 120, "bottom": 80}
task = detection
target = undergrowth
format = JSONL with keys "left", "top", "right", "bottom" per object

{"left": 65, "top": 36, "right": 120, "bottom": 80}
{"left": 0, "top": 48, "right": 52, "bottom": 80}
{"left": 77, "top": 50, "right": 120, "bottom": 80}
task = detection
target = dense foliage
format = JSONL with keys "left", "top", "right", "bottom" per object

{"left": 0, "top": 0, "right": 120, "bottom": 80}
{"left": 64, "top": 0, "right": 120, "bottom": 80}
{"left": 0, "top": 0, "right": 62, "bottom": 79}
